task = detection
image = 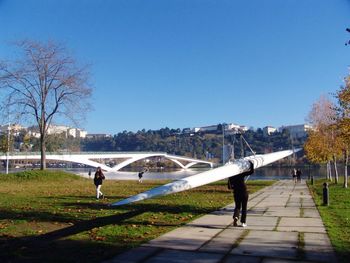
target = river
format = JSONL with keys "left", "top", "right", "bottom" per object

{"left": 73, "top": 166, "right": 329, "bottom": 181}
{"left": 1, "top": 165, "right": 332, "bottom": 181}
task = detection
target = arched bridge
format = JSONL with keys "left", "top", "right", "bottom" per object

{"left": 0, "top": 152, "right": 214, "bottom": 171}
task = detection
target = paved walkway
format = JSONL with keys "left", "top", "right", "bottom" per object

{"left": 106, "top": 180, "right": 337, "bottom": 263}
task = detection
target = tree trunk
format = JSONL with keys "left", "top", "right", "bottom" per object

{"left": 40, "top": 134, "right": 46, "bottom": 170}
{"left": 328, "top": 160, "right": 333, "bottom": 181}
{"left": 333, "top": 155, "right": 339, "bottom": 184}
{"left": 326, "top": 161, "right": 330, "bottom": 180}
{"left": 344, "top": 150, "right": 348, "bottom": 188}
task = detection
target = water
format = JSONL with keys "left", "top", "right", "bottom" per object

{"left": 1, "top": 165, "right": 331, "bottom": 181}
{"left": 75, "top": 166, "right": 329, "bottom": 181}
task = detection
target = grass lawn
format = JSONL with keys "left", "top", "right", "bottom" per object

{"left": 0, "top": 170, "right": 274, "bottom": 262}
{"left": 308, "top": 178, "right": 350, "bottom": 263}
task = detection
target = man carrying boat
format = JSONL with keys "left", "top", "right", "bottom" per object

{"left": 228, "top": 161, "right": 254, "bottom": 227}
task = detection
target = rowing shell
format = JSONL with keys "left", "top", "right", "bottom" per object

{"left": 111, "top": 149, "right": 298, "bottom": 207}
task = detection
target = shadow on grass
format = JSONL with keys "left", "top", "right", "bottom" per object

{"left": 0, "top": 235, "right": 136, "bottom": 263}
{"left": 0, "top": 202, "right": 214, "bottom": 261}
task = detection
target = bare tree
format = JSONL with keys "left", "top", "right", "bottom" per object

{"left": 0, "top": 40, "right": 92, "bottom": 169}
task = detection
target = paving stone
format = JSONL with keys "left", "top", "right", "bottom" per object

{"left": 265, "top": 207, "right": 300, "bottom": 217}
{"left": 199, "top": 228, "right": 245, "bottom": 253}
{"left": 105, "top": 246, "right": 160, "bottom": 263}
{"left": 144, "top": 249, "right": 223, "bottom": 263}
{"left": 277, "top": 217, "right": 326, "bottom": 233}
{"left": 261, "top": 200, "right": 288, "bottom": 207}
{"left": 304, "top": 233, "right": 338, "bottom": 262}
{"left": 289, "top": 197, "right": 301, "bottom": 202}
{"left": 187, "top": 214, "right": 233, "bottom": 228}
{"left": 237, "top": 215, "right": 278, "bottom": 230}
{"left": 223, "top": 255, "right": 261, "bottom": 263}
{"left": 285, "top": 202, "right": 301, "bottom": 208}
{"left": 212, "top": 209, "right": 232, "bottom": 216}
{"left": 262, "top": 258, "right": 310, "bottom": 263}
{"left": 302, "top": 208, "right": 320, "bottom": 218}
{"left": 247, "top": 207, "right": 266, "bottom": 216}
{"left": 231, "top": 230, "right": 298, "bottom": 259}
{"left": 144, "top": 226, "right": 222, "bottom": 250}
{"left": 301, "top": 202, "right": 316, "bottom": 208}
{"left": 247, "top": 201, "right": 262, "bottom": 208}
{"left": 300, "top": 196, "right": 313, "bottom": 201}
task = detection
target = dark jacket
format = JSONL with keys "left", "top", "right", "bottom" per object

{"left": 94, "top": 171, "right": 105, "bottom": 186}
{"left": 228, "top": 161, "right": 254, "bottom": 196}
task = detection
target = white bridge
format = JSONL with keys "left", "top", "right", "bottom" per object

{"left": 0, "top": 152, "right": 214, "bottom": 171}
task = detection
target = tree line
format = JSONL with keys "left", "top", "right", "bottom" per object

{"left": 305, "top": 75, "right": 350, "bottom": 188}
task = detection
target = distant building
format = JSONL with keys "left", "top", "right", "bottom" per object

{"left": 67, "top": 128, "right": 87, "bottom": 138}
{"left": 47, "top": 125, "right": 69, "bottom": 136}
{"left": 0, "top": 124, "right": 25, "bottom": 136}
{"left": 182, "top": 128, "right": 191, "bottom": 134}
{"left": 27, "top": 130, "right": 41, "bottom": 138}
{"left": 77, "top": 129, "right": 87, "bottom": 138}
{"left": 194, "top": 125, "right": 218, "bottom": 133}
{"left": 86, "top": 133, "right": 112, "bottom": 139}
{"left": 27, "top": 124, "right": 87, "bottom": 138}
{"left": 186, "top": 123, "right": 249, "bottom": 135}
{"left": 279, "top": 124, "right": 312, "bottom": 138}
{"left": 263, "top": 126, "right": 277, "bottom": 136}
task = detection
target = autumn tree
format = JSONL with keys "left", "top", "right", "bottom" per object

{"left": 335, "top": 74, "right": 350, "bottom": 188}
{"left": 0, "top": 40, "right": 92, "bottom": 169}
{"left": 306, "top": 95, "right": 341, "bottom": 183}
{"left": 304, "top": 130, "right": 331, "bottom": 164}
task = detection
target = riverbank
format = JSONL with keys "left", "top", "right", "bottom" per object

{"left": 0, "top": 170, "right": 274, "bottom": 262}
{"left": 308, "top": 178, "right": 350, "bottom": 263}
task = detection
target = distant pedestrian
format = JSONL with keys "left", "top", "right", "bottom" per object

{"left": 94, "top": 167, "right": 105, "bottom": 199}
{"left": 228, "top": 161, "right": 254, "bottom": 227}
{"left": 138, "top": 168, "right": 148, "bottom": 183}
{"left": 88, "top": 169, "right": 92, "bottom": 178}
{"left": 291, "top": 168, "right": 297, "bottom": 183}
{"left": 296, "top": 169, "right": 302, "bottom": 182}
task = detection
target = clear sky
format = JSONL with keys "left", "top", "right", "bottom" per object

{"left": 0, "top": 0, "right": 349, "bottom": 134}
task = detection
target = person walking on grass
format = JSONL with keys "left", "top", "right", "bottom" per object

{"left": 228, "top": 161, "right": 254, "bottom": 227}
{"left": 94, "top": 167, "right": 105, "bottom": 199}
{"left": 138, "top": 168, "right": 148, "bottom": 183}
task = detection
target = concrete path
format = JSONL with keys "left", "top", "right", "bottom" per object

{"left": 106, "top": 180, "right": 337, "bottom": 263}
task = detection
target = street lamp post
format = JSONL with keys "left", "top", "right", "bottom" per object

{"left": 6, "top": 124, "right": 10, "bottom": 174}
{"left": 222, "top": 123, "right": 225, "bottom": 165}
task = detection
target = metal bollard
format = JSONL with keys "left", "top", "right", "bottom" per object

{"left": 323, "top": 182, "right": 329, "bottom": 206}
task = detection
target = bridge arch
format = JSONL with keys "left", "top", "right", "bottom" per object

{"left": 0, "top": 152, "right": 213, "bottom": 172}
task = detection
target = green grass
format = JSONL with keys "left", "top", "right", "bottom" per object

{"left": 308, "top": 178, "right": 350, "bottom": 263}
{"left": 0, "top": 170, "right": 274, "bottom": 262}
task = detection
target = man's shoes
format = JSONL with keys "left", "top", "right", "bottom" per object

{"left": 241, "top": 223, "right": 247, "bottom": 227}
{"left": 100, "top": 194, "right": 104, "bottom": 199}
{"left": 233, "top": 217, "right": 238, "bottom": 227}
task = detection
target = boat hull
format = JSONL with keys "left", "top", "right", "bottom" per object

{"left": 111, "top": 149, "right": 297, "bottom": 207}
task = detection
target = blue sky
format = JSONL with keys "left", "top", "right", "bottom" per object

{"left": 0, "top": 0, "right": 349, "bottom": 134}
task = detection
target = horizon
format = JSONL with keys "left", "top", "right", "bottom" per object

{"left": 0, "top": 1, "right": 349, "bottom": 134}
